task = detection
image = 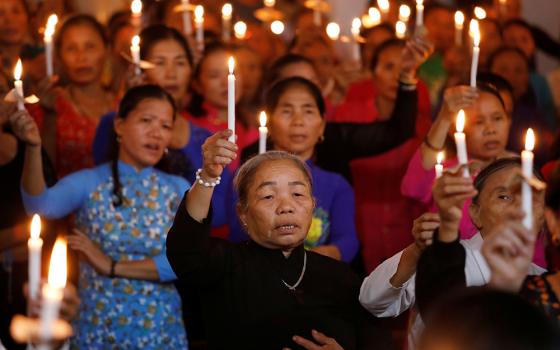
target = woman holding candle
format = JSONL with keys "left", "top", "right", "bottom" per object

{"left": 14, "top": 85, "right": 189, "bottom": 348}
{"left": 0, "top": 0, "right": 30, "bottom": 92}
{"left": 29, "top": 14, "right": 116, "bottom": 177}
{"left": 362, "top": 157, "right": 546, "bottom": 350}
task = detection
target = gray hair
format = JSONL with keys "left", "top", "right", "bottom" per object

{"left": 234, "top": 151, "right": 313, "bottom": 210}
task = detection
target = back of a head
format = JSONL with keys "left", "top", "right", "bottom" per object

{"left": 420, "top": 287, "right": 559, "bottom": 350}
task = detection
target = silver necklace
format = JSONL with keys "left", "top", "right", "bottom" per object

{"left": 282, "top": 251, "right": 307, "bottom": 291}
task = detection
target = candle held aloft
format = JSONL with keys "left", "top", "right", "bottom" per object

{"left": 130, "top": 0, "right": 143, "bottom": 31}
{"left": 39, "top": 238, "right": 67, "bottom": 341}
{"left": 228, "top": 57, "right": 236, "bottom": 143}
{"left": 368, "top": 7, "right": 381, "bottom": 27}
{"left": 194, "top": 5, "right": 204, "bottom": 53}
{"left": 474, "top": 6, "right": 487, "bottom": 20}
{"left": 396, "top": 21, "right": 407, "bottom": 39}
{"left": 130, "top": 35, "right": 141, "bottom": 76}
{"left": 469, "top": 19, "right": 480, "bottom": 87}
{"left": 326, "top": 22, "right": 340, "bottom": 41}
{"left": 454, "top": 110, "right": 470, "bottom": 177}
{"left": 399, "top": 5, "right": 411, "bottom": 23}
{"left": 13, "top": 59, "right": 25, "bottom": 111}
{"left": 234, "top": 21, "right": 247, "bottom": 39}
{"left": 416, "top": 0, "right": 424, "bottom": 28}
{"left": 28, "top": 214, "right": 43, "bottom": 301}
{"left": 44, "top": 14, "right": 58, "bottom": 77}
{"left": 377, "top": 0, "right": 390, "bottom": 21}
{"left": 454, "top": 11, "right": 464, "bottom": 46}
{"left": 181, "top": 0, "right": 192, "bottom": 36}
{"left": 435, "top": 151, "right": 444, "bottom": 178}
{"left": 258, "top": 111, "right": 268, "bottom": 154}
{"left": 521, "top": 128, "right": 535, "bottom": 230}
{"left": 351, "top": 18, "right": 362, "bottom": 63}
{"left": 270, "top": 20, "right": 285, "bottom": 35}
{"left": 222, "top": 3, "right": 232, "bottom": 42}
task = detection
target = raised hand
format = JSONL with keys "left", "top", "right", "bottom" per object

{"left": 9, "top": 109, "right": 41, "bottom": 147}
{"left": 400, "top": 35, "right": 434, "bottom": 80}
{"left": 283, "top": 330, "right": 344, "bottom": 350}
{"left": 412, "top": 212, "right": 440, "bottom": 250}
{"left": 201, "top": 129, "right": 238, "bottom": 179}
{"left": 441, "top": 85, "right": 478, "bottom": 119}
{"left": 482, "top": 208, "right": 536, "bottom": 292}
{"left": 68, "top": 229, "right": 112, "bottom": 276}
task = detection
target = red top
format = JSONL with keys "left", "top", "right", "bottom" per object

{"left": 333, "top": 79, "right": 432, "bottom": 272}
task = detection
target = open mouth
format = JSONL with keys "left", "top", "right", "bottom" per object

{"left": 275, "top": 224, "right": 299, "bottom": 233}
{"left": 484, "top": 141, "right": 501, "bottom": 150}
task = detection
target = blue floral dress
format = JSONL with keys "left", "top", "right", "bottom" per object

{"left": 22, "top": 162, "right": 189, "bottom": 349}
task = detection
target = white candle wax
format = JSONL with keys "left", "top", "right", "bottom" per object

{"left": 228, "top": 57, "right": 236, "bottom": 143}
{"left": 351, "top": 18, "right": 362, "bottom": 64}
{"left": 130, "top": 35, "right": 141, "bottom": 76}
{"left": 454, "top": 11, "right": 464, "bottom": 46}
{"left": 130, "top": 0, "right": 143, "bottom": 31}
{"left": 522, "top": 128, "right": 535, "bottom": 230}
{"left": 470, "top": 19, "right": 480, "bottom": 87}
{"left": 258, "top": 111, "right": 267, "bottom": 154}
{"left": 194, "top": 6, "right": 204, "bottom": 53}
{"left": 182, "top": 0, "right": 192, "bottom": 36}
{"left": 28, "top": 215, "right": 42, "bottom": 301}
{"left": 14, "top": 80, "right": 25, "bottom": 111}
{"left": 416, "top": 0, "right": 424, "bottom": 28}
{"left": 222, "top": 3, "right": 232, "bottom": 42}
{"left": 378, "top": 0, "right": 389, "bottom": 21}
{"left": 454, "top": 110, "right": 470, "bottom": 177}
{"left": 435, "top": 151, "right": 444, "bottom": 178}
{"left": 44, "top": 36, "right": 54, "bottom": 77}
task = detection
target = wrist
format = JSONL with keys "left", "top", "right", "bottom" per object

{"left": 108, "top": 259, "right": 117, "bottom": 278}
{"left": 196, "top": 168, "right": 221, "bottom": 188}
{"left": 438, "top": 221, "right": 460, "bottom": 242}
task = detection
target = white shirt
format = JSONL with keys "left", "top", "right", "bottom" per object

{"left": 359, "top": 233, "right": 546, "bottom": 350}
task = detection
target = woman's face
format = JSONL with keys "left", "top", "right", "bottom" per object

{"left": 236, "top": 47, "right": 263, "bottom": 102}
{"left": 115, "top": 98, "right": 174, "bottom": 169}
{"left": 490, "top": 51, "right": 530, "bottom": 98}
{"left": 0, "top": 0, "right": 28, "bottom": 46}
{"left": 464, "top": 92, "right": 511, "bottom": 161}
{"left": 503, "top": 24, "right": 535, "bottom": 59}
{"left": 194, "top": 50, "right": 242, "bottom": 109}
{"left": 479, "top": 21, "right": 502, "bottom": 66}
{"left": 298, "top": 41, "right": 335, "bottom": 87}
{"left": 59, "top": 24, "right": 107, "bottom": 85}
{"left": 269, "top": 86, "right": 325, "bottom": 160}
{"left": 363, "top": 28, "right": 393, "bottom": 69}
{"left": 373, "top": 45, "right": 402, "bottom": 106}
{"left": 238, "top": 159, "right": 314, "bottom": 251}
{"left": 470, "top": 166, "right": 544, "bottom": 237}
{"left": 144, "top": 39, "right": 191, "bottom": 105}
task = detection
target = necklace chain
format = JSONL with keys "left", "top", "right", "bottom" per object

{"left": 282, "top": 251, "right": 307, "bottom": 291}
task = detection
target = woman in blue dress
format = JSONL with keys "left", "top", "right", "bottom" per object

{"left": 12, "top": 85, "right": 189, "bottom": 349}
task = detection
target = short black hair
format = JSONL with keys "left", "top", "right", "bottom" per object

{"left": 265, "top": 77, "right": 325, "bottom": 117}
{"left": 55, "top": 14, "right": 108, "bottom": 51}
{"left": 370, "top": 38, "right": 405, "bottom": 72}
{"left": 264, "top": 54, "right": 317, "bottom": 90}
{"left": 488, "top": 45, "right": 530, "bottom": 69}
{"left": 477, "top": 72, "right": 514, "bottom": 100}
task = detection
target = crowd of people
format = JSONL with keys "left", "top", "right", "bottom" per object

{"left": 2, "top": 0, "right": 560, "bottom": 349}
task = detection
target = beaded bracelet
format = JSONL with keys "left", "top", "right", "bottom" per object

{"left": 196, "top": 168, "right": 221, "bottom": 188}
{"left": 423, "top": 136, "right": 444, "bottom": 152}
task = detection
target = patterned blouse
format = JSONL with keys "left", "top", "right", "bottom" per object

{"left": 521, "top": 273, "right": 560, "bottom": 324}
{"left": 22, "top": 162, "right": 190, "bottom": 349}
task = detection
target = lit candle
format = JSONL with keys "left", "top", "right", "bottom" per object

{"left": 44, "top": 14, "right": 58, "bottom": 78}
{"left": 222, "top": 3, "right": 232, "bottom": 43}
{"left": 521, "top": 128, "right": 535, "bottom": 230}
{"left": 270, "top": 20, "right": 285, "bottom": 35}
{"left": 396, "top": 20, "right": 407, "bottom": 39}
{"left": 130, "top": 0, "right": 142, "bottom": 31}
{"left": 326, "top": 22, "right": 340, "bottom": 41}
{"left": 416, "top": 0, "right": 424, "bottom": 28}
{"left": 351, "top": 17, "right": 362, "bottom": 63}
{"left": 264, "top": 0, "right": 275, "bottom": 7}
{"left": 435, "top": 151, "right": 444, "bottom": 178}
{"left": 259, "top": 111, "right": 268, "bottom": 154}
{"left": 368, "top": 7, "right": 381, "bottom": 27}
{"left": 13, "top": 59, "right": 24, "bottom": 111}
{"left": 454, "top": 11, "right": 464, "bottom": 46}
{"left": 228, "top": 57, "right": 236, "bottom": 143}
{"left": 181, "top": 0, "right": 192, "bottom": 36}
{"left": 470, "top": 19, "right": 480, "bottom": 87}
{"left": 499, "top": 0, "right": 507, "bottom": 20}
{"left": 130, "top": 35, "right": 141, "bottom": 76}
{"left": 399, "top": 4, "right": 411, "bottom": 23}
{"left": 377, "top": 0, "right": 390, "bottom": 21}
{"left": 454, "top": 109, "right": 470, "bottom": 177}
{"left": 194, "top": 5, "right": 204, "bottom": 53}
{"left": 234, "top": 21, "right": 247, "bottom": 40}
{"left": 313, "top": 0, "right": 322, "bottom": 27}
{"left": 28, "top": 214, "right": 42, "bottom": 302}
{"left": 474, "top": 6, "right": 487, "bottom": 20}
{"left": 39, "top": 238, "right": 67, "bottom": 341}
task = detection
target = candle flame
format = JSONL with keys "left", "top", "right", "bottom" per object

{"left": 326, "top": 22, "right": 340, "bottom": 40}
{"left": 437, "top": 151, "right": 444, "bottom": 164}
{"left": 396, "top": 21, "right": 406, "bottom": 38}
{"left": 416, "top": 0, "right": 423, "bottom": 6}
{"left": 14, "top": 59, "right": 22, "bottom": 80}
{"left": 222, "top": 3, "right": 232, "bottom": 18}
{"left": 351, "top": 17, "right": 361, "bottom": 36}
{"left": 454, "top": 11, "right": 465, "bottom": 26}
{"left": 270, "top": 20, "right": 285, "bottom": 35}
{"left": 377, "top": 0, "right": 389, "bottom": 11}
{"left": 131, "top": 0, "right": 142, "bottom": 15}
{"left": 194, "top": 5, "right": 204, "bottom": 20}
{"left": 456, "top": 110, "right": 465, "bottom": 133}
{"left": 264, "top": 0, "right": 275, "bottom": 7}
{"left": 47, "top": 238, "right": 67, "bottom": 289}
{"left": 30, "top": 214, "right": 41, "bottom": 240}
{"left": 525, "top": 128, "right": 535, "bottom": 151}
{"left": 234, "top": 21, "right": 247, "bottom": 39}
{"left": 470, "top": 19, "right": 480, "bottom": 46}
{"left": 259, "top": 111, "right": 267, "bottom": 127}
{"left": 131, "top": 35, "right": 140, "bottom": 47}
{"left": 368, "top": 7, "right": 381, "bottom": 25}
{"left": 228, "top": 56, "right": 235, "bottom": 74}
{"left": 399, "top": 5, "right": 411, "bottom": 22}
{"left": 46, "top": 14, "right": 58, "bottom": 35}
{"left": 474, "top": 6, "right": 487, "bottom": 20}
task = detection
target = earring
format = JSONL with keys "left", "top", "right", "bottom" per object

{"left": 164, "top": 147, "right": 169, "bottom": 154}
{"left": 116, "top": 136, "right": 122, "bottom": 143}
{"left": 319, "top": 134, "right": 325, "bottom": 143}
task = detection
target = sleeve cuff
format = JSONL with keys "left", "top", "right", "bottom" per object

{"left": 153, "top": 253, "right": 177, "bottom": 282}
